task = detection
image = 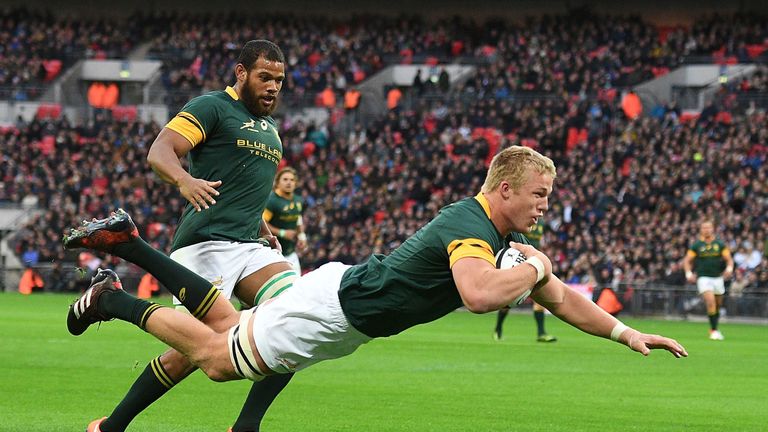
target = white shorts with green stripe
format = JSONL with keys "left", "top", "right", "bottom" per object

{"left": 169, "top": 240, "right": 290, "bottom": 306}
{"left": 251, "top": 262, "right": 372, "bottom": 374}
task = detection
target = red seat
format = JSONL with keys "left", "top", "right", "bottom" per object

{"left": 36, "top": 104, "right": 62, "bottom": 120}
{"left": 679, "top": 111, "right": 699, "bottom": 123}
{"left": 43, "top": 60, "right": 63, "bottom": 81}
{"left": 111, "top": 105, "right": 137, "bottom": 122}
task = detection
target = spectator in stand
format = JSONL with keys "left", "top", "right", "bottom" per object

{"left": 4, "top": 11, "right": 768, "bottom": 315}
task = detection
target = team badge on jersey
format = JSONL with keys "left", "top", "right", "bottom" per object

{"left": 241, "top": 119, "right": 257, "bottom": 130}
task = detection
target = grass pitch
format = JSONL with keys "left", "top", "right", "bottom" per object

{"left": 1, "top": 292, "right": 766, "bottom": 431}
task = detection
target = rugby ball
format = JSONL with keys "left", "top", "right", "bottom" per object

{"left": 495, "top": 246, "right": 532, "bottom": 305}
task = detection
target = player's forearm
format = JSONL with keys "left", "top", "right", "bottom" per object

{"left": 266, "top": 222, "right": 296, "bottom": 240}
{"left": 265, "top": 222, "right": 280, "bottom": 235}
{"left": 297, "top": 216, "right": 307, "bottom": 242}
{"left": 542, "top": 284, "right": 623, "bottom": 340}
{"left": 724, "top": 254, "right": 734, "bottom": 272}
{"left": 682, "top": 257, "right": 695, "bottom": 279}
{"left": 682, "top": 256, "right": 693, "bottom": 273}
{"left": 461, "top": 266, "right": 540, "bottom": 313}
{"left": 147, "top": 142, "right": 190, "bottom": 186}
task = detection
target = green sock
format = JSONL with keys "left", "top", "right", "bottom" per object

{"left": 708, "top": 312, "right": 720, "bottom": 330}
{"left": 98, "top": 290, "right": 163, "bottom": 330}
{"left": 232, "top": 374, "right": 295, "bottom": 432}
{"left": 101, "top": 357, "right": 176, "bottom": 432}
{"left": 534, "top": 310, "right": 546, "bottom": 336}
{"left": 112, "top": 238, "right": 220, "bottom": 319}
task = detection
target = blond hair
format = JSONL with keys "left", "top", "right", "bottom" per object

{"left": 481, "top": 146, "right": 556, "bottom": 193}
{"left": 273, "top": 166, "right": 297, "bottom": 189}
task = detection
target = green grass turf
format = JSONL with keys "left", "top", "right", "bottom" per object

{"left": 1, "top": 292, "right": 766, "bottom": 431}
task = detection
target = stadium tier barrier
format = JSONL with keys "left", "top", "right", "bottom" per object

{"left": 8, "top": 264, "right": 768, "bottom": 319}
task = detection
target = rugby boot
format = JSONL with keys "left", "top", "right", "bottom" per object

{"left": 85, "top": 417, "right": 107, "bottom": 432}
{"left": 67, "top": 269, "right": 123, "bottom": 336}
{"left": 63, "top": 209, "right": 138, "bottom": 253}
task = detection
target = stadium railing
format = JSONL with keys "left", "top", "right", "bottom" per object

{"left": 7, "top": 264, "right": 767, "bottom": 320}
{"left": 610, "top": 282, "right": 768, "bottom": 320}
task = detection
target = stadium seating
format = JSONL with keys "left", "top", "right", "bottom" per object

{"left": 2, "top": 10, "right": 767, "bottom": 299}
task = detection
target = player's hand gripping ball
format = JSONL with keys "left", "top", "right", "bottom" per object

{"left": 495, "top": 246, "right": 533, "bottom": 305}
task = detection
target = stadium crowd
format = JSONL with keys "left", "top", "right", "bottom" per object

{"left": 6, "top": 87, "right": 768, "bottom": 295}
{"left": 2, "top": 9, "right": 767, "bottom": 298}
{"left": 0, "top": 8, "right": 144, "bottom": 100}
{"left": 3, "top": 8, "right": 767, "bottom": 106}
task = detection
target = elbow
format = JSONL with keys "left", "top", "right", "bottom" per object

{"left": 462, "top": 293, "right": 496, "bottom": 314}
{"left": 146, "top": 148, "right": 159, "bottom": 169}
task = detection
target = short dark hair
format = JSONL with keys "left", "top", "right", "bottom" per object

{"left": 237, "top": 40, "right": 285, "bottom": 70}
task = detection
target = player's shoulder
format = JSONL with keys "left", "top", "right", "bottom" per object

{"left": 432, "top": 197, "right": 497, "bottom": 238}
{"left": 180, "top": 90, "right": 229, "bottom": 113}
{"left": 191, "top": 89, "right": 229, "bottom": 102}
{"left": 266, "top": 190, "right": 280, "bottom": 203}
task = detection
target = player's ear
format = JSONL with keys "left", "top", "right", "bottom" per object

{"left": 235, "top": 64, "right": 247, "bottom": 81}
{"left": 499, "top": 181, "right": 511, "bottom": 198}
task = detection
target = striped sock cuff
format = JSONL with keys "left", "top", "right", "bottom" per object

{"left": 138, "top": 303, "right": 164, "bottom": 330}
{"left": 253, "top": 270, "right": 297, "bottom": 306}
{"left": 149, "top": 356, "right": 176, "bottom": 389}
{"left": 191, "top": 286, "right": 221, "bottom": 320}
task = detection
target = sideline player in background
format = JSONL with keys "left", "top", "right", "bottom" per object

{"left": 683, "top": 220, "right": 734, "bottom": 340}
{"left": 87, "top": 40, "right": 297, "bottom": 432}
{"left": 494, "top": 218, "right": 557, "bottom": 342}
{"left": 263, "top": 167, "right": 307, "bottom": 272}
{"left": 64, "top": 146, "right": 687, "bottom": 430}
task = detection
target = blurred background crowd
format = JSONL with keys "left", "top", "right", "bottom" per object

{"left": 2, "top": 7, "right": 766, "bottom": 312}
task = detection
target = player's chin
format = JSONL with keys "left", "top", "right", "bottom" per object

{"left": 515, "top": 220, "right": 534, "bottom": 233}
{"left": 260, "top": 98, "right": 279, "bottom": 115}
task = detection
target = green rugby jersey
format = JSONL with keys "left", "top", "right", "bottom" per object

{"left": 524, "top": 218, "right": 545, "bottom": 248}
{"left": 687, "top": 238, "right": 730, "bottom": 277}
{"left": 339, "top": 193, "right": 529, "bottom": 338}
{"left": 263, "top": 191, "right": 304, "bottom": 255}
{"left": 166, "top": 86, "right": 283, "bottom": 252}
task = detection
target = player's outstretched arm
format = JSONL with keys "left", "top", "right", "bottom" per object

{"left": 532, "top": 275, "right": 688, "bottom": 358}
{"left": 618, "top": 328, "right": 689, "bottom": 358}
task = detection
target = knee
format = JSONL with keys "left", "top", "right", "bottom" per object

{"left": 196, "top": 353, "right": 237, "bottom": 382}
{"left": 199, "top": 364, "right": 231, "bottom": 382}
{"left": 188, "top": 334, "right": 236, "bottom": 382}
{"left": 160, "top": 349, "right": 196, "bottom": 377}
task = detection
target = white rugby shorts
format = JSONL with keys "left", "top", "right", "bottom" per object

{"left": 697, "top": 276, "right": 725, "bottom": 295}
{"left": 170, "top": 240, "right": 288, "bottom": 305}
{"left": 285, "top": 251, "right": 301, "bottom": 273}
{"left": 251, "top": 262, "right": 371, "bottom": 373}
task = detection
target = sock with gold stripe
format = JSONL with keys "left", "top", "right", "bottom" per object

{"left": 112, "top": 238, "right": 220, "bottom": 319}
{"left": 98, "top": 290, "right": 163, "bottom": 331}
{"left": 100, "top": 357, "right": 176, "bottom": 432}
